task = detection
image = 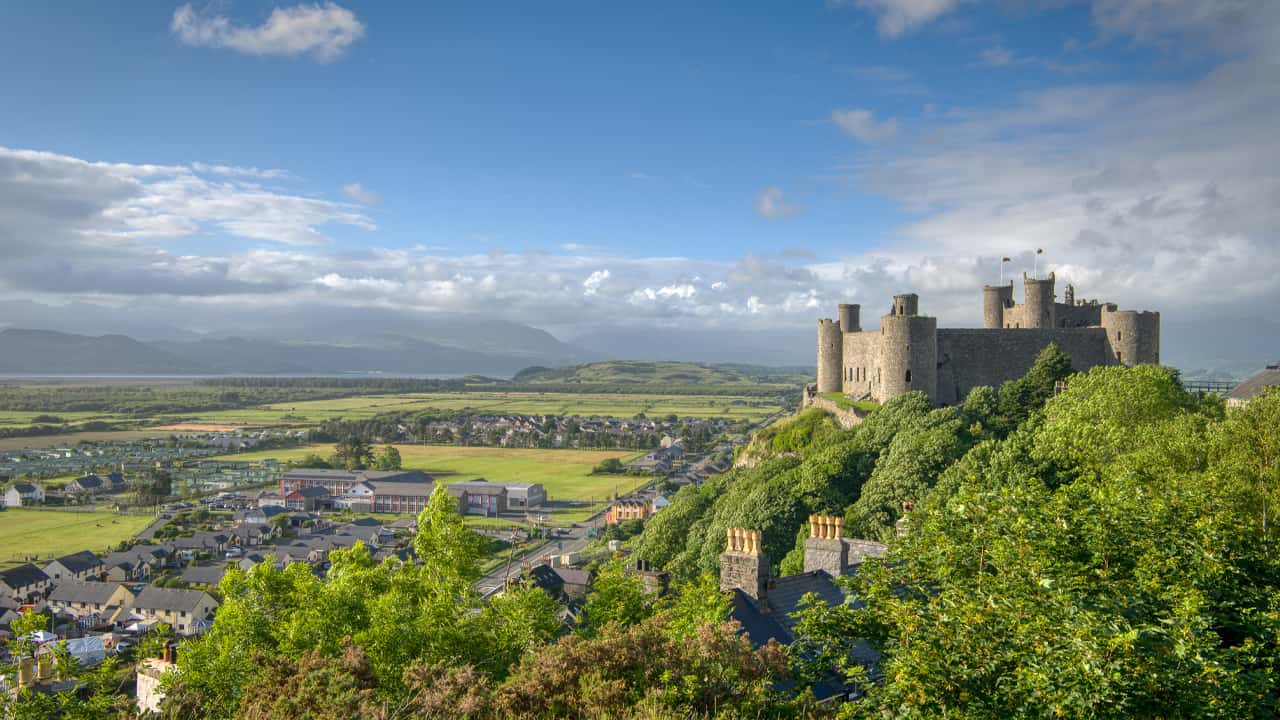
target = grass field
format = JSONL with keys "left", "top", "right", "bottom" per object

{"left": 0, "top": 391, "right": 781, "bottom": 442}
{"left": 0, "top": 509, "right": 155, "bottom": 569}
{"left": 212, "top": 444, "right": 647, "bottom": 504}
{"left": 188, "top": 391, "right": 778, "bottom": 426}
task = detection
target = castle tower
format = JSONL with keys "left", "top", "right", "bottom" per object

{"left": 720, "top": 528, "right": 769, "bottom": 602}
{"left": 1022, "top": 272, "right": 1057, "bottom": 329}
{"left": 1101, "top": 307, "right": 1160, "bottom": 366}
{"left": 877, "top": 295, "right": 937, "bottom": 403}
{"left": 816, "top": 318, "right": 843, "bottom": 393}
{"left": 983, "top": 283, "right": 1014, "bottom": 329}
{"left": 838, "top": 303, "right": 861, "bottom": 333}
{"left": 890, "top": 293, "right": 919, "bottom": 317}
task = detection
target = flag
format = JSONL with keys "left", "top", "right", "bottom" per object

{"left": 1036, "top": 248, "right": 1044, "bottom": 254}
{"left": 1001, "top": 257, "right": 1011, "bottom": 262}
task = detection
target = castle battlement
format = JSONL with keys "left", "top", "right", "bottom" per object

{"left": 817, "top": 274, "right": 1159, "bottom": 405}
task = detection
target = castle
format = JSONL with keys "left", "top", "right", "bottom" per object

{"left": 813, "top": 273, "right": 1160, "bottom": 406}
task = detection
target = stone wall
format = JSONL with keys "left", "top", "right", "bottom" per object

{"left": 935, "top": 328, "right": 1114, "bottom": 405}
{"left": 802, "top": 390, "right": 866, "bottom": 429}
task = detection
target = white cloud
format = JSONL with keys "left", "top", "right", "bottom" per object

{"left": 171, "top": 2, "right": 366, "bottom": 61}
{"left": 582, "top": 269, "right": 610, "bottom": 296}
{"left": 832, "top": 108, "right": 899, "bottom": 143}
{"left": 834, "top": 0, "right": 971, "bottom": 38}
{"left": 755, "top": 187, "right": 801, "bottom": 220}
{"left": 342, "top": 182, "right": 380, "bottom": 205}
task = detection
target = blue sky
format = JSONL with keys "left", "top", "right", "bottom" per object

{"left": 1, "top": 0, "right": 1277, "bottom": 348}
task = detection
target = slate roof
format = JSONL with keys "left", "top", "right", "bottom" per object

{"left": 1228, "top": 364, "right": 1280, "bottom": 401}
{"left": 288, "top": 486, "right": 329, "bottom": 498}
{"left": 0, "top": 564, "right": 50, "bottom": 590}
{"left": 11, "top": 483, "right": 38, "bottom": 494}
{"left": 50, "top": 550, "right": 104, "bottom": 574}
{"left": 448, "top": 479, "right": 506, "bottom": 495}
{"left": 552, "top": 567, "right": 592, "bottom": 586}
{"left": 180, "top": 565, "right": 229, "bottom": 586}
{"left": 363, "top": 479, "right": 438, "bottom": 497}
{"left": 71, "top": 475, "right": 104, "bottom": 490}
{"left": 48, "top": 581, "right": 124, "bottom": 606}
{"left": 134, "top": 587, "right": 217, "bottom": 613}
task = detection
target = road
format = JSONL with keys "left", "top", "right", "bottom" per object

{"left": 472, "top": 412, "right": 785, "bottom": 598}
{"left": 476, "top": 522, "right": 595, "bottom": 597}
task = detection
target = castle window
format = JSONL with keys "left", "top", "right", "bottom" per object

{"left": 1116, "top": 351, "right": 1123, "bottom": 363}
{"left": 905, "top": 370, "right": 912, "bottom": 383}
{"left": 1117, "top": 331, "right": 1122, "bottom": 341}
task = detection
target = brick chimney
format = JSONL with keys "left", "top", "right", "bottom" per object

{"left": 719, "top": 527, "right": 769, "bottom": 602}
{"left": 804, "top": 514, "right": 849, "bottom": 577}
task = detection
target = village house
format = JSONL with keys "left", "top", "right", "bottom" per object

{"left": 130, "top": 587, "right": 219, "bottom": 635}
{"left": 3, "top": 482, "right": 45, "bottom": 507}
{"left": 44, "top": 550, "right": 106, "bottom": 582}
{"left": 0, "top": 564, "right": 51, "bottom": 604}
{"left": 1227, "top": 363, "right": 1280, "bottom": 407}
{"left": 605, "top": 498, "right": 652, "bottom": 525}
{"left": 719, "top": 517, "right": 886, "bottom": 698}
{"left": 284, "top": 486, "right": 329, "bottom": 511}
{"left": 47, "top": 581, "right": 136, "bottom": 626}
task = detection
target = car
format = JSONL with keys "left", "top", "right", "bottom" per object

{"left": 113, "top": 641, "right": 134, "bottom": 655}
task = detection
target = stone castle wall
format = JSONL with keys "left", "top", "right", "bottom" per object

{"left": 934, "top": 328, "right": 1114, "bottom": 405}
{"left": 816, "top": 275, "right": 1159, "bottom": 407}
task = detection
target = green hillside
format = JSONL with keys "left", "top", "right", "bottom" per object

{"left": 512, "top": 361, "right": 809, "bottom": 386}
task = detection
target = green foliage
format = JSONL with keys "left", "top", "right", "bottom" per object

{"left": 582, "top": 560, "right": 652, "bottom": 633}
{"left": 988, "top": 341, "right": 1074, "bottom": 435}
{"left": 292, "top": 452, "right": 332, "bottom": 469}
{"left": 139, "top": 621, "right": 175, "bottom": 661}
{"left": 333, "top": 436, "right": 374, "bottom": 471}
{"left": 1032, "top": 364, "right": 1196, "bottom": 477}
{"left": 414, "top": 484, "right": 483, "bottom": 583}
{"left": 372, "top": 445, "right": 402, "bottom": 470}
{"left": 658, "top": 573, "right": 732, "bottom": 641}
{"left": 592, "top": 457, "right": 625, "bottom": 474}
{"left": 791, "top": 364, "right": 1280, "bottom": 718}
{"left": 844, "top": 406, "right": 969, "bottom": 539}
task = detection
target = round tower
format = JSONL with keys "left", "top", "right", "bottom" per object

{"left": 1022, "top": 272, "right": 1057, "bottom": 329}
{"left": 838, "top": 304, "right": 861, "bottom": 333}
{"left": 816, "top": 319, "right": 843, "bottom": 393}
{"left": 983, "top": 283, "right": 1013, "bottom": 329}
{"left": 1101, "top": 308, "right": 1160, "bottom": 366}
{"left": 890, "top": 293, "right": 919, "bottom": 317}
{"left": 877, "top": 304, "right": 937, "bottom": 404}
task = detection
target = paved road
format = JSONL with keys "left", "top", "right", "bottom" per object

{"left": 477, "top": 523, "right": 594, "bottom": 597}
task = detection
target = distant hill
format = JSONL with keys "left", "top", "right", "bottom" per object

{"left": 0, "top": 329, "right": 571, "bottom": 377}
{"left": 512, "top": 361, "right": 809, "bottom": 386}
{"left": 0, "top": 329, "right": 201, "bottom": 374}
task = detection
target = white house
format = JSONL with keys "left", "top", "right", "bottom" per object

{"left": 4, "top": 483, "right": 44, "bottom": 508}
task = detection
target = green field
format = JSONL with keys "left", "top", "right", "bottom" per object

{"left": 188, "top": 391, "right": 778, "bottom": 426}
{"left": 0, "top": 391, "right": 780, "bottom": 442}
{"left": 0, "top": 509, "right": 155, "bottom": 569}
{"left": 213, "top": 444, "right": 649, "bottom": 522}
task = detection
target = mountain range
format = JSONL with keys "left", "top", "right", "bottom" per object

{"left": 1, "top": 299, "right": 1277, "bottom": 378}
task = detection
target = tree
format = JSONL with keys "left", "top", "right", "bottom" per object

{"left": 293, "top": 453, "right": 333, "bottom": 469}
{"left": 333, "top": 437, "right": 374, "bottom": 471}
{"left": 414, "top": 484, "right": 483, "bottom": 583}
{"left": 582, "top": 560, "right": 651, "bottom": 634}
{"left": 1213, "top": 386, "right": 1280, "bottom": 558}
{"left": 138, "top": 468, "right": 173, "bottom": 509}
{"left": 592, "top": 457, "right": 625, "bottom": 474}
{"left": 372, "top": 445, "right": 402, "bottom": 471}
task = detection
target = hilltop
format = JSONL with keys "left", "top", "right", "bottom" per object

{"left": 511, "top": 361, "right": 811, "bottom": 387}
